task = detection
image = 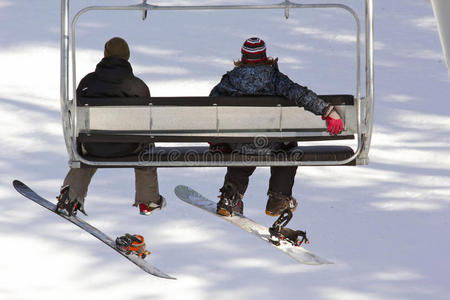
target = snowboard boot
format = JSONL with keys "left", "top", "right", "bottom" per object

{"left": 217, "top": 182, "right": 244, "bottom": 216}
{"left": 265, "top": 191, "right": 298, "bottom": 217}
{"left": 56, "top": 185, "right": 87, "bottom": 216}
{"left": 139, "top": 195, "right": 166, "bottom": 216}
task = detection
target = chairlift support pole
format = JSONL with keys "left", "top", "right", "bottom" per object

{"left": 142, "top": 0, "right": 148, "bottom": 20}
{"left": 358, "top": 0, "right": 374, "bottom": 165}
{"left": 60, "top": 0, "right": 74, "bottom": 163}
{"left": 60, "top": 0, "right": 374, "bottom": 168}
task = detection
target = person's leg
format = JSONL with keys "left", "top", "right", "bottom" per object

{"left": 217, "top": 166, "right": 256, "bottom": 216}
{"left": 62, "top": 167, "right": 97, "bottom": 206}
{"left": 134, "top": 167, "right": 160, "bottom": 206}
{"left": 268, "top": 166, "right": 297, "bottom": 196}
{"left": 224, "top": 166, "right": 257, "bottom": 195}
{"left": 266, "top": 166, "right": 298, "bottom": 216}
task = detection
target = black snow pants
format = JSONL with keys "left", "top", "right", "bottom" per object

{"left": 223, "top": 166, "right": 297, "bottom": 196}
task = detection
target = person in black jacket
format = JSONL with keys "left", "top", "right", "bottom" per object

{"left": 59, "top": 37, "right": 165, "bottom": 216}
{"left": 210, "top": 37, "right": 343, "bottom": 217}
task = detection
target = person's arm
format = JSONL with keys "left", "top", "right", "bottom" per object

{"left": 76, "top": 74, "right": 94, "bottom": 97}
{"left": 134, "top": 78, "right": 150, "bottom": 98}
{"left": 210, "top": 74, "right": 227, "bottom": 96}
{"left": 273, "top": 71, "right": 329, "bottom": 114}
{"left": 143, "top": 84, "right": 150, "bottom": 98}
{"left": 273, "top": 71, "right": 343, "bottom": 135}
{"left": 209, "top": 73, "right": 239, "bottom": 97}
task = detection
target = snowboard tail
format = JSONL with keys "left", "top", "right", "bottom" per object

{"left": 174, "top": 185, "right": 332, "bottom": 265}
{"left": 13, "top": 180, "right": 175, "bottom": 279}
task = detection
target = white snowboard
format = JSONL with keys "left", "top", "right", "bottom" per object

{"left": 174, "top": 185, "right": 332, "bottom": 265}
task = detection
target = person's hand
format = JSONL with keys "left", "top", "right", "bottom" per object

{"left": 322, "top": 110, "right": 343, "bottom": 135}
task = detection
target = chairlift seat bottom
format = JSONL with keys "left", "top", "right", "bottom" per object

{"left": 78, "top": 146, "right": 355, "bottom": 167}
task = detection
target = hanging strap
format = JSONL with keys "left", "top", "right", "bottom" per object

{"left": 269, "top": 209, "right": 309, "bottom": 247}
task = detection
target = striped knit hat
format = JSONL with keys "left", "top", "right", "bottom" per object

{"left": 241, "top": 37, "right": 267, "bottom": 63}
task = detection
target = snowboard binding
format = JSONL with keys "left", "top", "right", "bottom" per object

{"left": 55, "top": 185, "right": 87, "bottom": 217}
{"left": 217, "top": 182, "right": 244, "bottom": 216}
{"left": 116, "top": 234, "right": 151, "bottom": 259}
{"left": 269, "top": 209, "right": 309, "bottom": 247}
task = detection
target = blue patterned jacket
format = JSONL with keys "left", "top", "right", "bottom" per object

{"left": 209, "top": 63, "right": 330, "bottom": 154}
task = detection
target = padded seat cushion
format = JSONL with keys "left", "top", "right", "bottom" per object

{"left": 80, "top": 146, "right": 355, "bottom": 167}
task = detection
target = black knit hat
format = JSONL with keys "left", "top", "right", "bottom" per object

{"left": 104, "top": 37, "right": 130, "bottom": 61}
{"left": 241, "top": 37, "right": 267, "bottom": 63}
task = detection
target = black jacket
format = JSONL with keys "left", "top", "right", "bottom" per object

{"left": 77, "top": 57, "right": 150, "bottom": 157}
{"left": 77, "top": 57, "right": 150, "bottom": 98}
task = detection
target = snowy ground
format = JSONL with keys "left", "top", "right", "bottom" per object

{"left": 1, "top": 0, "right": 449, "bottom": 299}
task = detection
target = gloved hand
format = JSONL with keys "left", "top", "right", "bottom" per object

{"left": 322, "top": 110, "right": 343, "bottom": 135}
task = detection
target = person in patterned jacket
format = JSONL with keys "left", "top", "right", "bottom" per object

{"left": 210, "top": 37, "right": 343, "bottom": 217}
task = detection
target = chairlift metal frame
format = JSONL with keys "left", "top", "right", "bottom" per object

{"left": 60, "top": 0, "right": 374, "bottom": 168}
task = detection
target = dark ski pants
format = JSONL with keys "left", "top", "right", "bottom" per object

{"left": 62, "top": 167, "right": 160, "bottom": 207}
{"left": 223, "top": 166, "right": 297, "bottom": 196}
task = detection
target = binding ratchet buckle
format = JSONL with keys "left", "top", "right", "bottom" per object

{"left": 55, "top": 185, "right": 87, "bottom": 217}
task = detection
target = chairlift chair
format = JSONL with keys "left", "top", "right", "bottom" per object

{"left": 59, "top": 0, "right": 374, "bottom": 168}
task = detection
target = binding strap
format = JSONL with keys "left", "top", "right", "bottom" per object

{"left": 269, "top": 209, "right": 309, "bottom": 247}
{"left": 116, "top": 234, "right": 151, "bottom": 258}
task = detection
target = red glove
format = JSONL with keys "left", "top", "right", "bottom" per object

{"left": 322, "top": 110, "right": 343, "bottom": 135}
